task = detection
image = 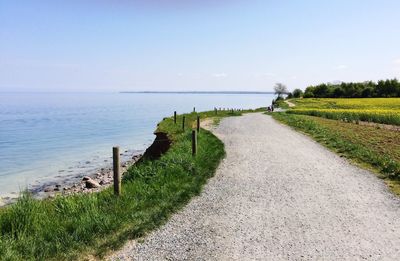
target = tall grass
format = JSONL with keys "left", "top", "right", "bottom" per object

{"left": 0, "top": 108, "right": 254, "bottom": 260}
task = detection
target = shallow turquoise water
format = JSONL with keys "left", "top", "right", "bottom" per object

{"left": 0, "top": 92, "right": 273, "bottom": 196}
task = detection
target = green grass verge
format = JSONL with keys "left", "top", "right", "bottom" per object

{"left": 0, "top": 108, "right": 261, "bottom": 260}
{"left": 274, "top": 99, "right": 289, "bottom": 109}
{"left": 271, "top": 112, "right": 400, "bottom": 194}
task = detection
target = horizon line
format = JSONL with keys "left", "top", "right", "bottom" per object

{"left": 121, "top": 91, "right": 277, "bottom": 94}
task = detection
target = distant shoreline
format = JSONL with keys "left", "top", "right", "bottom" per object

{"left": 120, "top": 91, "right": 276, "bottom": 94}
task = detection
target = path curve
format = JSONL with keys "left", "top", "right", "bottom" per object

{"left": 110, "top": 113, "right": 400, "bottom": 260}
{"left": 285, "top": 100, "right": 296, "bottom": 107}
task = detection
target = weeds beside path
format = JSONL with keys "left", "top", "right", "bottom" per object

{"left": 111, "top": 113, "right": 400, "bottom": 260}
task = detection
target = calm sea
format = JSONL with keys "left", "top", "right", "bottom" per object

{"left": 0, "top": 92, "right": 274, "bottom": 197}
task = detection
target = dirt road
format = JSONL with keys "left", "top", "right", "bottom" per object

{"left": 110, "top": 113, "right": 400, "bottom": 260}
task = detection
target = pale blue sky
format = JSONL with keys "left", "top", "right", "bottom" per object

{"left": 1, "top": 0, "right": 399, "bottom": 92}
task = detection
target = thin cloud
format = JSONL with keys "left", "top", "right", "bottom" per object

{"left": 212, "top": 73, "right": 228, "bottom": 78}
{"left": 333, "top": 65, "right": 348, "bottom": 70}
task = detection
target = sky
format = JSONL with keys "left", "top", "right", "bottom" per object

{"left": 1, "top": 0, "right": 400, "bottom": 92}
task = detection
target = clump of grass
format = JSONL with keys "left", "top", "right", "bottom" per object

{"left": 272, "top": 113, "right": 400, "bottom": 192}
{"left": 0, "top": 108, "right": 260, "bottom": 260}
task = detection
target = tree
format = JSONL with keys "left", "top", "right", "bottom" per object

{"left": 274, "top": 83, "right": 288, "bottom": 97}
{"left": 361, "top": 87, "right": 373, "bottom": 98}
{"left": 298, "top": 78, "right": 399, "bottom": 99}
{"left": 292, "top": 89, "right": 303, "bottom": 98}
{"left": 332, "top": 87, "right": 344, "bottom": 98}
{"left": 303, "top": 86, "right": 315, "bottom": 98}
{"left": 313, "top": 84, "right": 329, "bottom": 98}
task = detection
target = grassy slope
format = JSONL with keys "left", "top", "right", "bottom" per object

{"left": 274, "top": 99, "right": 289, "bottom": 109}
{"left": 272, "top": 113, "right": 400, "bottom": 195}
{"left": 0, "top": 109, "right": 260, "bottom": 260}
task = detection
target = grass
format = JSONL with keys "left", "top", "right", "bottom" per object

{"left": 0, "top": 108, "right": 259, "bottom": 260}
{"left": 286, "top": 98, "right": 400, "bottom": 125}
{"left": 272, "top": 113, "right": 400, "bottom": 194}
{"left": 273, "top": 99, "right": 289, "bottom": 109}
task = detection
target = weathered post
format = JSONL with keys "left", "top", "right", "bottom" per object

{"left": 197, "top": 115, "right": 200, "bottom": 132}
{"left": 113, "top": 146, "right": 121, "bottom": 196}
{"left": 192, "top": 130, "right": 197, "bottom": 156}
{"left": 174, "top": 111, "right": 177, "bottom": 124}
{"left": 182, "top": 116, "right": 186, "bottom": 131}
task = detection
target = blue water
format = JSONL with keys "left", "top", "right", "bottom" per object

{"left": 0, "top": 92, "right": 274, "bottom": 197}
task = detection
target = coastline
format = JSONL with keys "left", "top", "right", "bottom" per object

{"left": 0, "top": 149, "right": 145, "bottom": 207}
{"left": 0, "top": 109, "right": 250, "bottom": 259}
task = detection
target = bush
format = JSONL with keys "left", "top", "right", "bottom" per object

{"left": 292, "top": 89, "right": 303, "bottom": 98}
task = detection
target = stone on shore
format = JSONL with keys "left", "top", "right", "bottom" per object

{"left": 85, "top": 178, "right": 100, "bottom": 188}
{"left": 44, "top": 187, "right": 53, "bottom": 192}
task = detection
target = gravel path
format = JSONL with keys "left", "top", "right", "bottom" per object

{"left": 284, "top": 100, "right": 296, "bottom": 107}
{"left": 110, "top": 113, "right": 400, "bottom": 260}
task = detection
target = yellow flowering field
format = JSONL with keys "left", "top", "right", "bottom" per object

{"left": 287, "top": 98, "right": 400, "bottom": 125}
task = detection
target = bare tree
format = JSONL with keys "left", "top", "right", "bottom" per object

{"left": 274, "top": 83, "right": 288, "bottom": 97}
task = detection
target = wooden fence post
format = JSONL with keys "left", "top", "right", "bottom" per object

{"left": 197, "top": 115, "right": 200, "bottom": 132}
{"left": 182, "top": 116, "right": 185, "bottom": 131}
{"left": 174, "top": 111, "right": 177, "bottom": 124}
{"left": 113, "top": 146, "right": 121, "bottom": 196}
{"left": 192, "top": 130, "right": 197, "bottom": 156}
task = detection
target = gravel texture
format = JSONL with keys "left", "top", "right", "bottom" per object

{"left": 110, "top": 113, "right": 400, "bottom": 260}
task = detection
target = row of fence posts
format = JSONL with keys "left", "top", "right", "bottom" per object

{"left": 111, "top": 107, "right": 243, "bottom": 196}
{"left": 214, "top": 107, "right": 243, "bottom": 114}
{"left": 174, "top": 110, "right": 200, "bottom": 156}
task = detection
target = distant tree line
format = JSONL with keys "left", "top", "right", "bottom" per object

{"left": 300, "top": 78, "right": 400, "bottom": 98}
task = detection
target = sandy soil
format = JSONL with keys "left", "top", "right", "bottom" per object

{"left": 110, "top": 113, "right": 400, "bottom": 260}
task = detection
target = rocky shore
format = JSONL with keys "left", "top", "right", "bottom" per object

{"left": 0, "top": 151, "right": 143, "bottom": 207}
{"left": 39, "top": 153, "right": 143, "bottom": 197}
